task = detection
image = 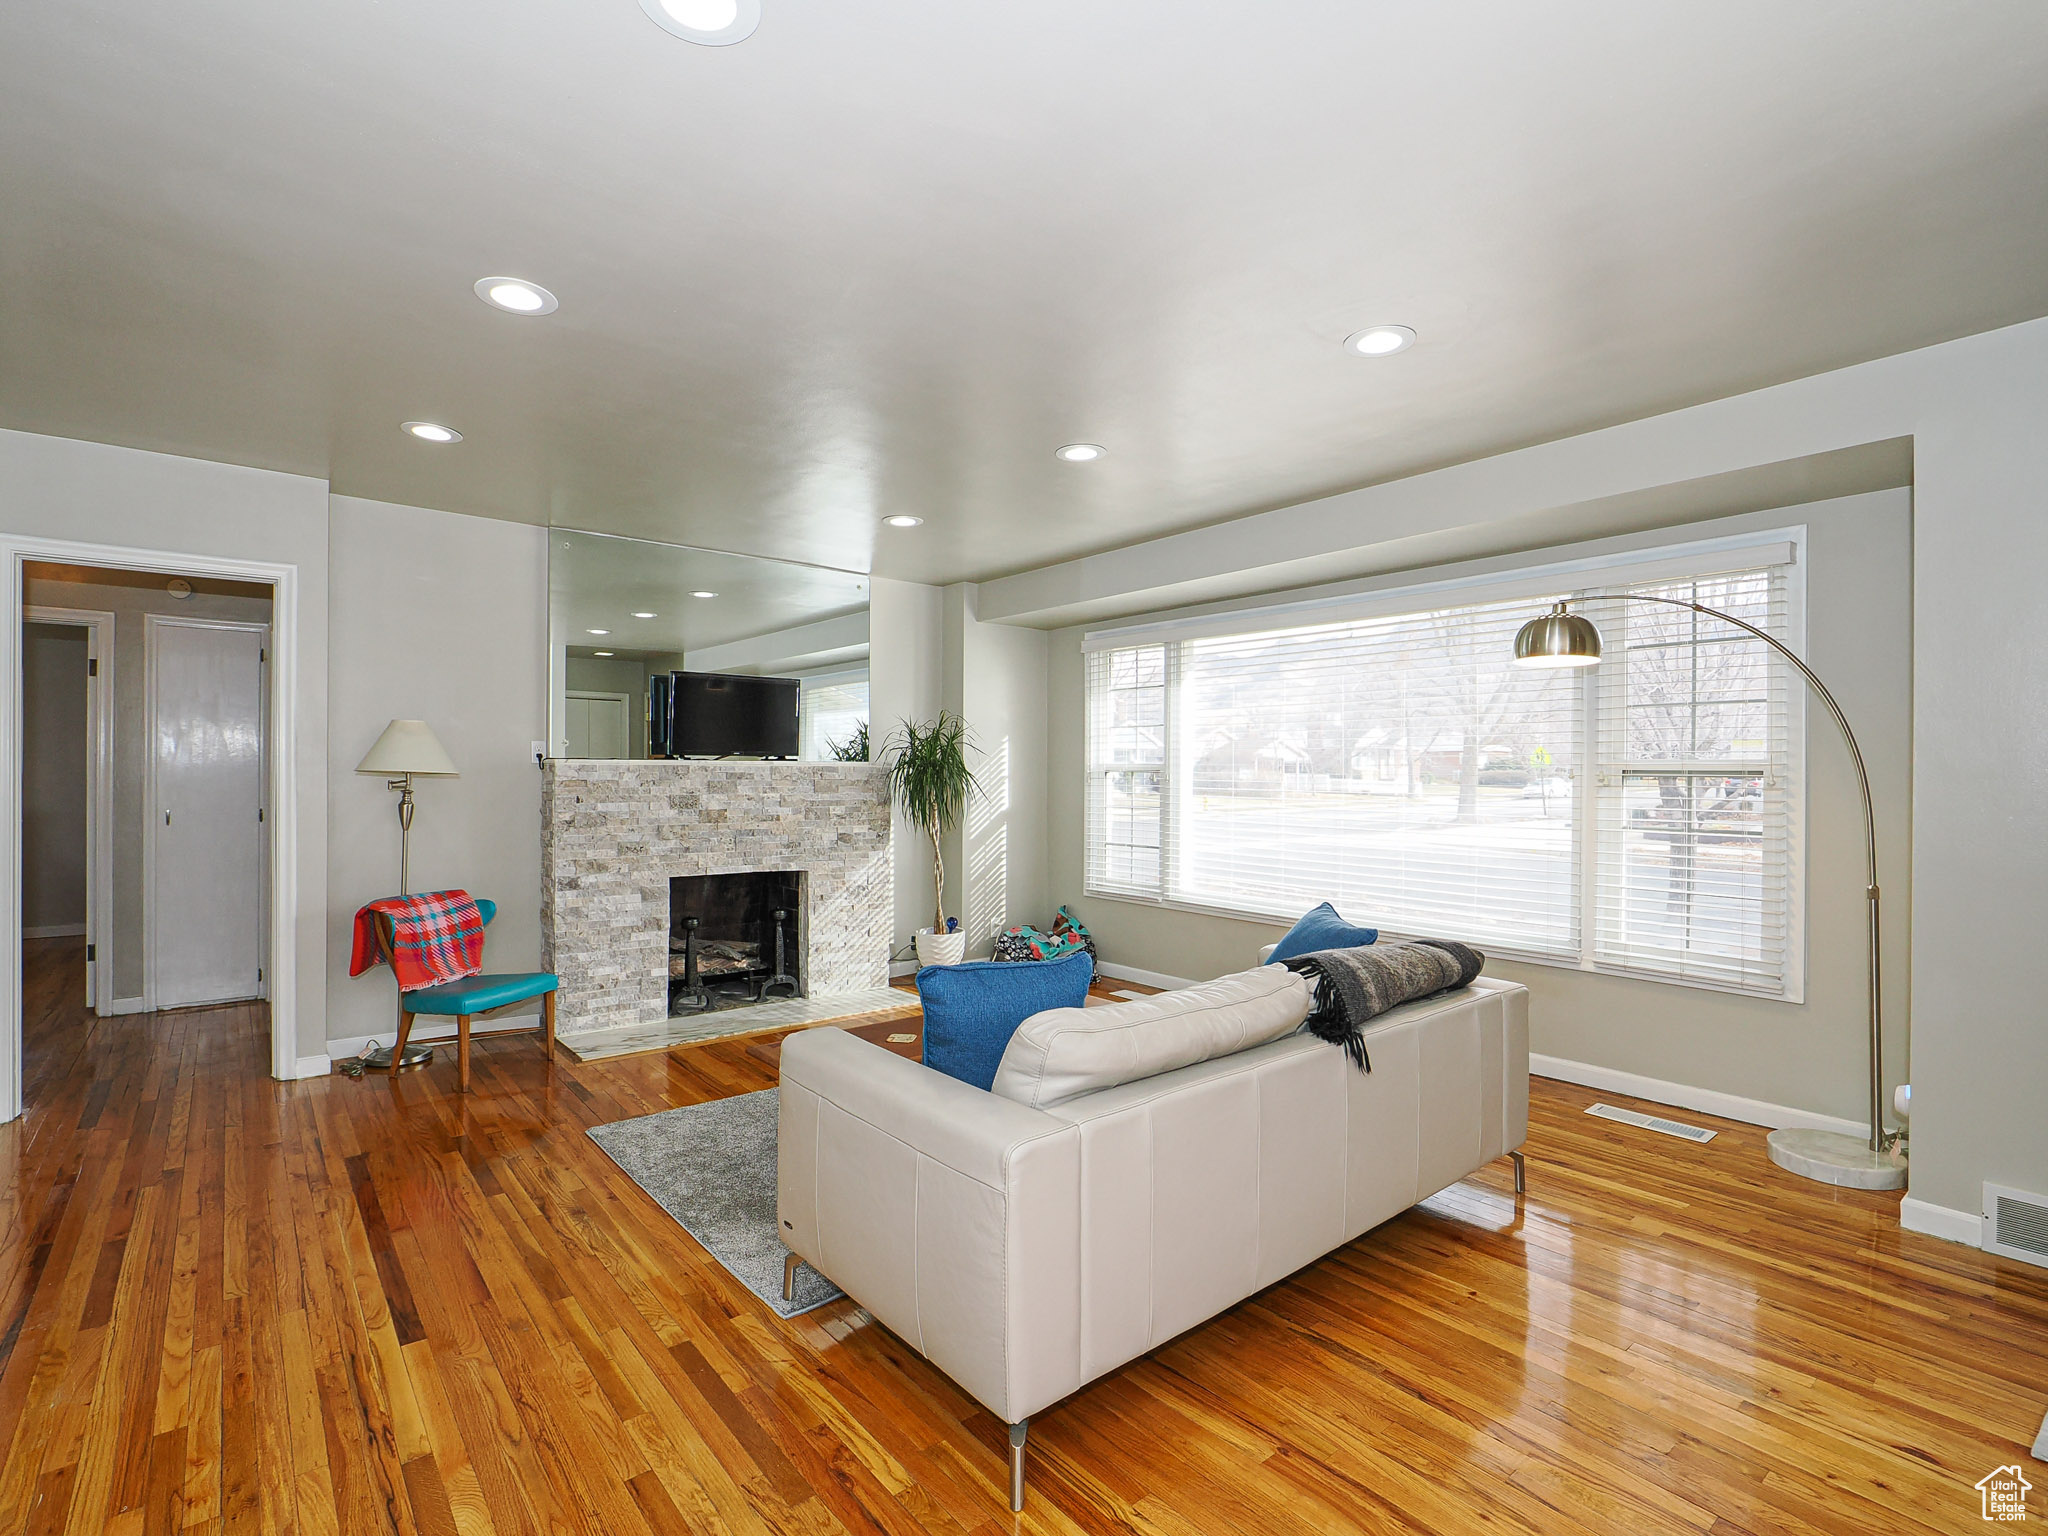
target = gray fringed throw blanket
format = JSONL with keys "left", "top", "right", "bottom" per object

{"left": 1282, "top": 940, "right": 1485, "bottom": 1071}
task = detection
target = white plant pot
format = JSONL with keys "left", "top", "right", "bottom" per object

{"left": 916, "top": 930, "right": 967, "bottom": 967}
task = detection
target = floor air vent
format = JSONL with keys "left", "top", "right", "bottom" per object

{"left": 1585, "top": 1102, "right": 1716, "bottom": 1143}
{"left": 1985, "top": 1184, "right": 2048, "bottom": 1269}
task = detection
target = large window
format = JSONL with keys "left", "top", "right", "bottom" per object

{"left": 1084, "top": 547, "right": 1800, "bottom": 995}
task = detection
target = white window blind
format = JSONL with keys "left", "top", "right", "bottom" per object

{"left": 1084, "top": 644, "right": 1169, "bottom": 893}
{"left": 1587, "top": 568, "right": 1798, "bottom": 993}
{"left": 799, "top": 668, "right": 870, "bottom": 761}
{"left": 1083, "top": 544, "right": 1802, "bottom": 995}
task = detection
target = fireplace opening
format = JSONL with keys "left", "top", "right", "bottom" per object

{"left": 669, "top": 871, "right": 803, "bottom": 1017}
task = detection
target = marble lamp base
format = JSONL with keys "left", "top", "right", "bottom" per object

{"left": 1766, "top": 1127, "right": 1907, "bottom": 1190}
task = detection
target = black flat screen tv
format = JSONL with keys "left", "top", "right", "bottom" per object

{"left": 667, "top": 671, "right": 799, "bottom": 759}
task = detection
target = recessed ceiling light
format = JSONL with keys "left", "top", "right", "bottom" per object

{"left": 473, "top": 276, "right": 559, "bottom": 316}
{"left": 402, "top": 421, "right": 462, "bottom": 443}
{"left": 592, "top": 650, "right": 614, "bottom": 657}
{"left": 1055, "top": 443, "right": 1105, "bottom": 463}
{"left": 882, "top": 515, "right": 923, "bottom": 528}
{"left": 638, "top": 0, "right": 761, "bottom": 45}
{"left": 587, "top": 628, "right": 610, "bottom": 636}
{"left": 1344, "top": 324, "right": 1416, "bottom": 357}
{"left": 690, "top": 590, "right": 718, "bottom": 599}
{"left": 631, "top": 611, "right": 658, "bottom": 618}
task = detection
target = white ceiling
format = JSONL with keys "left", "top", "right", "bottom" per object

{"left": 3, "top": 3, "right": 2045, "bottom": 586}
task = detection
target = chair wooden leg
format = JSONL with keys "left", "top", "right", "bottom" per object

{"left": 542, "top": 990, "right": 556, "bottom": 1060}
{"left": 457, "top": 1015, "right": 472, "bottom": 1093}
{"left": 392, "top": 1011, "right": 416, "bottom": 1068}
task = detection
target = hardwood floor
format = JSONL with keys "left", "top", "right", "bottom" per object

{"left": 3, "top": 935, "right": 2044, "bottom": 1534}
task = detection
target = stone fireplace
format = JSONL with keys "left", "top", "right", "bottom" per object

{"left": 541, "top": 759, "right": 893, "bottom": 1044}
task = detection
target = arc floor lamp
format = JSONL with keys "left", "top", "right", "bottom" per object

{"left": 1512, "top": 596, "right": 1905, "bottom": 1191}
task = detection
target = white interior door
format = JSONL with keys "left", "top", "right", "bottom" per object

{"left": 150, "top": 619, "right": 266, "bottom": 1008}
{"left": 565, "top": 691, "right": 629, "bottom": 759}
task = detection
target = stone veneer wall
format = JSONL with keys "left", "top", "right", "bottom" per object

{"left": 541, "top": 760, "right": 893, "bottom": 1035}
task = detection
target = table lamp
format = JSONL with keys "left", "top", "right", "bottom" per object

{"left": 355, "top": 719, "right": 458, "bottom": 895}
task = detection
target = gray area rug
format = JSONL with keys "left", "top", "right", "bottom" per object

{"left": 587, "top": 1089, "right": 844, "bottom": 1318}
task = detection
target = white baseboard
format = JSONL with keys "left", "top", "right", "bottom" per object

{"left": 105, "top": 995, "right": 148, "bottom": 1016}
{"left": 1097, "top": 961, "right": 1196, "bottom": 991}
{"left": 1529, "top": 1053, "right": 1868, "bottom": 1139}
{"left": 288, "top": 1054, "right": 333, "bottom": 1080}
{"left": 327, "top": 1013, "right": 544, "bottom": 1062}
{"left": 889, "top": 960, "right": 918, "bottom": 978}
{"left": 1899, "top": 1196, "right": 1983, "bottom": 1248}
{"left": 23, "top": 923, "right": 87, "bottom": 939}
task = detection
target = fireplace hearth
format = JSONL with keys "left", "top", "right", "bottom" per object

{"left": 669, "top": 871, "right": 803, "bottom": 1016}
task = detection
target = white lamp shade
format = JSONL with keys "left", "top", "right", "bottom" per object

{"left": 356, "top": 719, "right": 458, "bottom": 777}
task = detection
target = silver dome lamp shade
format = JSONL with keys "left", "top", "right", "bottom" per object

{"left": 1512, "top": 602, "right": 1603, "bottom": 667}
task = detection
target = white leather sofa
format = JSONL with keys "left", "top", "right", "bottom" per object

{"left": 777, "top": 964, "right": 1528, "bottom": 1511}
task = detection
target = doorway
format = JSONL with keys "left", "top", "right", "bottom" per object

{"left": 5, "top": 551, "right": 287, "bottom": 1118}
{"left": 21, "top": 606, "right": 113, "bottom": 1011}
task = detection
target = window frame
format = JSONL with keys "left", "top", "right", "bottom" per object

{"left": 1083, "top": 642, "right": 1174, "bottom": 899}
{"left": 1081, "top": 529, "right": 1808, "bottom": 1000}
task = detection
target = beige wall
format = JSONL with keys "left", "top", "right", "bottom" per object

{"left": 868, "top": 576, "right": 943, "bottom": 959}
{"left": 325, "top": 495, "right": 549, "bottom": 1051}
{"left": 21, "top": 623, "right": 87, "bottom": 933}
{"left": 943, "top": 584, "right": 1050, "bottom": 957}
{"left": 1048, "top": 492, "right": 1913, "bottom": 1127}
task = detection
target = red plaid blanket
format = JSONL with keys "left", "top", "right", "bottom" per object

{"left": 349, "top": 891, "right": 485, "bottom": 992}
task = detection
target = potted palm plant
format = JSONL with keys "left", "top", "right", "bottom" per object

{"left": 883, "top": 712, "right": 976, "bottom": 966}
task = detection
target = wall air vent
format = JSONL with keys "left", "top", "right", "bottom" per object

{"left": 1984, "top": 1184, "right": 2048, "bottom": 1270}
{"left": 1585, "top": 1102, "right": 1717, "bottom": 1143}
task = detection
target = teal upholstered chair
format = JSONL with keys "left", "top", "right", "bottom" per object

{"left": 371, "top": 898, "right": 559, "bottom": 1093}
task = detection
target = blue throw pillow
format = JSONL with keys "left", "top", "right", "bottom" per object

{"left": 919, "top": 950, "right": 1095, "bottom": 1091}
{"left": 1267, "top": 901, "right": 1379, "bottom": 964}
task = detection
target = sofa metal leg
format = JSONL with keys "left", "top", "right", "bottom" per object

{"left": 782, "top": 1250, "right": 803, "bottom": 1302}
{"left": 1511, "top": 1150, "right": 1526, "bottom": 1195}
{"left": 1008, "top": 1420, "right": 1029, "bottom": 1513}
